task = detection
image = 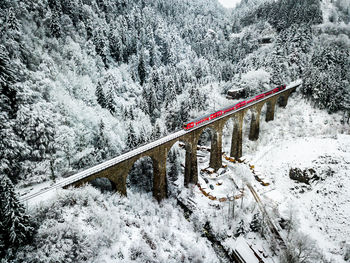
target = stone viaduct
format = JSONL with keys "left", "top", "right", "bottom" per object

{"left": 66, "top": 83, "right": 300, "bottom": 202}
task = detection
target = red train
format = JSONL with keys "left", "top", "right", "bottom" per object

{"left": 183, "top": 85, "right": 286, "bottom": 130}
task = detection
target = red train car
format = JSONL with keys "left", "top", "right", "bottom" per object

{"left": 183, "top": 84, "right": 286, "bottom": 130}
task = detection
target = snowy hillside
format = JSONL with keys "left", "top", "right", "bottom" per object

{"left": 12, "top": 93, "right": 350, "bottom": 262}
{"left": 178, "top": 93, "right": 350, "bottom": 262}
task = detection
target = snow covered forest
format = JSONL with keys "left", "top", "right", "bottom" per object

{"left": 1, "top": 0, "right": 350, "bottom": 262}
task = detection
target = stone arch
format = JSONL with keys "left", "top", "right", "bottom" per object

{"left": 126, "top": 156, "right": 154, "bottom": 195}
{"left": 196, "top": 126, "right": 216, "bottom": 147}
{"left": 240, "top": 106, "right": 262, "bottom": 157}
{"left": 65, "top": 165, "right": 129, "bottom": 196}
{"left": 89, "top": 177, "right": 117, "bottom": 192}
{"left": 196, "top": 125, "right": 223, "bottom": 171}
{"left": 259, "top": 101, "right": 268, "bottom": 123}
{"left": 196, "top": 126, "right": 215, "bottom": 166}
{"left": 222, "top": 116, "right": 235, "bottom": 155}
{"left": 165, "top": 141, "right": 186, "bottom": 197}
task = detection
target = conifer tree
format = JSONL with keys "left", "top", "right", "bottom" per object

{"left": 138, "top": 50, "right": 146, "bottom": 86}
{"left": 0, "top": 174, "right": 33, "bottom": 256}
{"left": 151, "top": 123, "right": 162, "bottom": 140}
{"left": 128, "top": 106, "right": 135, "bottom": 120}
{"left": 250, "top": 212, "right": 262, "bottom": 233}
{"left": 94, "top": 27, "right": 109, "bottom": 65}
{"left": 95, "top": 82, "right": 106, "bottom": 109}
{"left": 0, "top": 112, "right": 24, "bottom": 183}
{"left": 235, "top": 219, "right": 246, "bottom": 237}
{"left": 126, "top": 123, "right": 137, "bottom": 150}
{"left": 50, "top": 11, "right": 62, "bottom": 38}
{"left": 149, "top": 36, "right": 160, "bottom": 68}
{"left": 48, "top": 0, "right": 62, "bottom": 14}
{"left": 138, "top": 126, "right": 148, "bottom": 145}
{"left": 179, "top": 100, "right": 190, "bottom": 125}
{"left": 94, "top": 120, "right": 109, "bottom": 160}
{"left": 164, "top": 79, "right": 176, "bottom": 107}
{"left": 6, "top": 8, "right": 19, "bottom": 31}
{"left": 105, "top": 88, "right": 116, "bottom": 114}
{"left": 0, "top": 46, "right": 17, "bottom": 117}
{"left": 109, "top": 30, "right": 123, "bottom": 62}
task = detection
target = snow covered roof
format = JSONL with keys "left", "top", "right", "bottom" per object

{"left": 228, "top": 88, "right": 244, "bottom": 93}
{"left": 234, "top": 236, "right": 260, "bottom": 263}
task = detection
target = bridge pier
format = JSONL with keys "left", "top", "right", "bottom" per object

{"left": 209, "top": 127, "right": 223, "bottom": 171}
{"left": 113, "top": 168, "right": 128, "bottom": 196}
{"left": 230, "top": 112, "right": 244, "bottom": 159}
{"left": 184, "top": 142, "right": 198, "bottom": 186}
{"left": 266, "top": 99, "right": 277, "bottom": 122}
{"left": 249, "top": 109, "right": 261, "bottom": 141}
{"left": 278, "top": 90, "right": 293, "bottom": 108}
{"left": 152, "top": 149, "right": 168, "bottom": 202}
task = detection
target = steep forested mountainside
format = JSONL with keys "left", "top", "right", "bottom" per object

{"left": 0, "top": 0, "right": 229, "bottom": 186}
{"left": 0, "top": 0, "right": 349, "bottom": 187}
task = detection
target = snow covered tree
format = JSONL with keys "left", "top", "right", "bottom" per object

{"left": 109, "top": 29, "right": 123, "bottom": 63}
{"left": 126, "top": 123, "right": 138, "bottom": 150}
{"left": 0, "top": 174, "right": 33, "bottom": 256}
{"left": 93, "top": 120, "right": 109, "bottom": 161}
{"left": 93, "top": 26, "right": 110, "bottom": 66}
{"left": 167, "top": 149, "right": 179, "bottom": 197}
{"left": 14, "top": 104, "right": 58, "bottom": 182}
{"left": 189, "top": 83, "right": 207, "bottom": 111}
{"left": 5, "top": 7, "right": 19, "bottom": 32}
{"left": 50, "top": 11, "right": 62, "bottom": 38}
{"left": 138, "top": 49, "right": 146, "bottom": 86}
{"left": 302, "top": 36, "right": 350, "bottom": 113}
{"left": 250, "top": 212, "right": 262, "bottom": 234}
{"left": 235, "top": 219, "right": 246, "bottom": 237}
{"left": 48, "top": 0, "right": 62, "bottom": 14}
{"left": 138, "top": 126, "right": 148, "bottom": 145}
{"left": 149, "top": 36, "right": 160, "bottom": 68}
{"left": 281, "top": 231, "right": 325, "bottom": 263}
{"left": 151, "top": 122, "right": 162, "bottom": 140}
{"left": 164, "top": 76, "right": 176, "bottom": 107}
{"left": 141, "top": 84, "right": 159, "bottom": 121}
{"left": 105, "top": 88, "right": 116, "bottom": 114}
{"left": 0, "top": 112, "right": 25, "bottom": 183}
{"left": 0, "top": 45, "right": 18, "bottom": 118}
{"left": 148, "top": 67, "right": 162, "bottom": 101}
{"left": 95, "top": 82, "right": 107, "bottom": 109}
{"left": 129, "top": 107, "right": 135, "bottom": 120}
{"left": 165, "top": 101, "right": 182, "bottom": 132}
{"left": 178, "top": 100, "right": 190, "bottom": 125}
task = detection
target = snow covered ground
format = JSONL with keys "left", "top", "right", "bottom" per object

{"left": 253, "top": 134, "right": 350, "bottom": 262}
{"left": 182, "top": 92, "right": 350, "bottom": 262}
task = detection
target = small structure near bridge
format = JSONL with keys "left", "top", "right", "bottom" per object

{"left": 227, "top": 88, "right": 246, "bottom": 100}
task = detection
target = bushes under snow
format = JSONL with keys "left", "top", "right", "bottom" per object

{"left": 12, "top": 186, "right": 220, "bottom": 263}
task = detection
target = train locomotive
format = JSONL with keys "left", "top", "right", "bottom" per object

{"left": 183, "top": 85, "right": 286, "bottom": 130}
